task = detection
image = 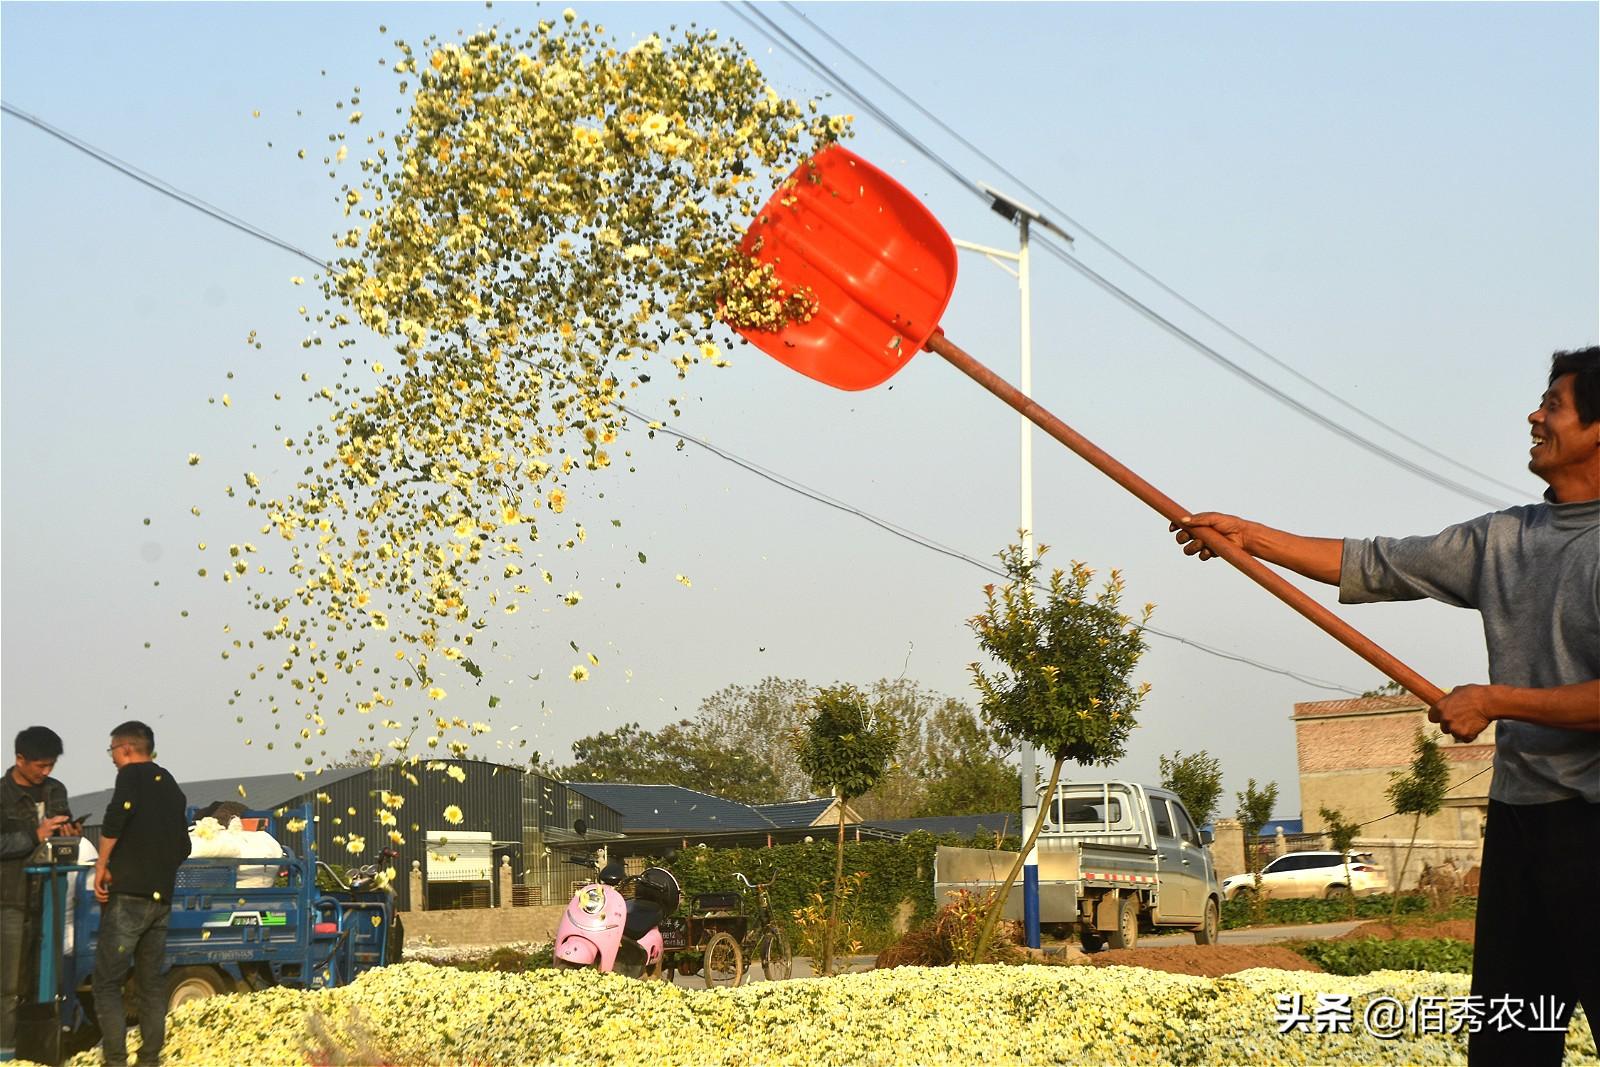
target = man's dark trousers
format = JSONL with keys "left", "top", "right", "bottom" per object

{"left": 1468, "top": 798, "right": 1600, "bottom": 1065}
{"left": 0, "top": 905, "right": 29, "bottom": 1058}
{"left": 92, "top": 895, "right": 171, "bottom": 1067}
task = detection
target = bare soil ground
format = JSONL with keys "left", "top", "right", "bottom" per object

{"left": 1338, "top": 918, "right": 1476, "bottom": 943}
{"left": 1074, "top": 944, "right": 1323, "bottom": 977}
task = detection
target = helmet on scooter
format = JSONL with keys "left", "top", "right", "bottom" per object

{"left": 634, "top": 866, "right": 682, "bottom": 913}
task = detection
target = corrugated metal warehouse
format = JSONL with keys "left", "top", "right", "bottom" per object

{"left": 70, "top": 759, "right": 622, "bottom": 911}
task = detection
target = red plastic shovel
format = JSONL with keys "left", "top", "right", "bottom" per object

{"left": 730, "top": 145, "right": 1444, "bottom": 709}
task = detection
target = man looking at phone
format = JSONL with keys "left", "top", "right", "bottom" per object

{"left": 91, "top": 722, "right": 189, "bottom": 1067}
{"left": 1, "top": 726, "right": 78, "bottom": 1064}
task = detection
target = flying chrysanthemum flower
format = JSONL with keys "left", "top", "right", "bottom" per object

{"left": 215, "top": 11, "right": 849, "bottom": 836}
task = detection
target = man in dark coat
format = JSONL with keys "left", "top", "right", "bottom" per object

{"left": 1, "top": 725, "right": 78, "bottom": 1063}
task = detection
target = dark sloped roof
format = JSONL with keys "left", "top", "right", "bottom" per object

{"left": 1199, "top": 817, "right": 1307, "bottom": 836}
{"left": 751, "top": 798, "right": 837, "bottom": 828}
{"left": 1293, "top": 695, "right": 1423, "bottom": 718}
{"left": 861, "top": 813, "right": 1018, "bottom": 839}
{"left": 564, "top": 783, "right": 776, "bottom": 833}
{"left": 69, "top": 766, "right": 371, "bottom": 829}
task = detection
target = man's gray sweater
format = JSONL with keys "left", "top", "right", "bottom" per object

{"left": 1340, "top": 495, "right": 1599, "bottom": 805}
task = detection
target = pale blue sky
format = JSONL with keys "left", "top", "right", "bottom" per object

{"left": 3, "top": 3, "right": 1595, "bottom": 815}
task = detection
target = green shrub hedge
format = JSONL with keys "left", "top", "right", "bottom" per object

{"left": 1220, "top": 893, "right": 1477, "bottom": 930}
{"left": 656, "top": 830, "right": 1018, "bottom": 953}
{"left": 1294, "top": 937, "right": 1474, "bottom": 975}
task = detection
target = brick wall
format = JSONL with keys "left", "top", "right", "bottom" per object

{"left": 400, "top": 904, "right": 568, "bottom": 946}
{"left": 1294, "top": 696, "right": 1491, "bottom": 873}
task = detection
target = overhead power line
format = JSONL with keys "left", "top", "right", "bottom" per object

{"left": 0, "top": 101, "right": 333, "bottom": 272}
{"left": 777, "top": 1, "right": 1528, "bottom": 503}
{"left": 621, "top": 408, "right": 1363, "bottom": 695}
{"left": 1, "top": 101, "right": 1364, "bottom": 695}
{"left": 730, "top": 3, "right": 1520, "bottom": 509}
{"left": 1031, "top": 239, "right": 1511, "bottom": 507}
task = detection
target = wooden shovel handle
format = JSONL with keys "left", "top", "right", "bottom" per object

{"left": 925, "top": 331, "right": 1446, "bottom": 709}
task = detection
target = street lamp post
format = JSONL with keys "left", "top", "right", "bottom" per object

{"left": 954, "top": 185, "right": 1072, "bottom": 951}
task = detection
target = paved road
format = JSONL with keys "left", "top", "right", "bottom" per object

{"left": 699, "top": 921, "right": 1367, "bottom": 986}
{"left": 1138, "top": 919, "right": 1366, "bottom": 948}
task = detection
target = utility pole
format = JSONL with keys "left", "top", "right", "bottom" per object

{"left": 954, "top": 184, "right": 1073, "bottom": 951}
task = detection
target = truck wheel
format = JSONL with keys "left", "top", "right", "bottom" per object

{"left": 1107, "top": 894, "right": 1140, "bottom": 951}
{"left": 1078, "top": 930, "right": 1107, "bottom": 954}
{"left": 166, "top": 967, "right": 231, "bottom": 1011}
{"left": 1193, "top": 898, "right": 1220, "bottom": 945}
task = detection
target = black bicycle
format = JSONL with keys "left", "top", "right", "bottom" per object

{"left": 733, "top": 871, "right": 792, "bottom": 983}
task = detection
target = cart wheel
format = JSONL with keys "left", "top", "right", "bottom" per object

{"left": 644, "top": 955, "right": 664, "bottom": 980}
{"left": 166, "top": 966, "right": 231, "bottom": 1012}
{"left": 703, "top": 931, "right": 742, "bottom": 987}
{"left": 759, "top": 927, "right": 793, "bottom": 982}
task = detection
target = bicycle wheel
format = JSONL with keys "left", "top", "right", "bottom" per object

{"left": 703, "top": 931, "right": 742, "bottom": 987}
{"left": 759, "top": 926, "right": 792, "bottom": 982}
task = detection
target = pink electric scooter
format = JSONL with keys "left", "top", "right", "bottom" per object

{"left": 552, "top": 818, "right": 681, "bottom": 979}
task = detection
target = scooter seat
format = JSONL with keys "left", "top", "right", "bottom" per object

{"left": 623, "top": 899, "right": 661, "bottom": 941}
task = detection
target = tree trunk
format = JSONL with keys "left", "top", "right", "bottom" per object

{"left": 1391, "top": 813, "right": 1421, "bottom": 920}
{"left": 973, "top": 755, "right": 1064, "bottom": 963}
{"left": 824, "top": 789, "right": 845, "bottom": 976}
{"left": 1343, "top": 854, "right": 1356, "bottom": 919}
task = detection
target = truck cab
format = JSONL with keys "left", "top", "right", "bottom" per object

{"left": 935, "top": 779, "right": 1221, "bottom": 950}
{"left": 1041, "top": 781, "right": 1217, "bottom": 926}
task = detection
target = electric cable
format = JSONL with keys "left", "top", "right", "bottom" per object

{"left": 0, "top": 101, "right": 333, "bottom": 272}
{"left": 1033, "top": 239, "right": 1511, "bottom": 507}
{"left": 625, "top": 404, "right": 1363, "bottom": 694}
{"left": 778, "top": 0, "right": 1529, "bottom": 502}
{"left": 730, "top": 4, "right": 1520, "bottom": 509}
{"left": 2, "top": 101, "right": 1371, "bottom": 695}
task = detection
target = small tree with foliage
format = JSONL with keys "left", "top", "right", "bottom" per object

{"left": 1158, "top": 749, "right": 1223, "bottom": 828}
{"left": 967, "top": 544, "right": 1152, "bottom": 961}
{"left": 1319, "top": 806, "right": 1362, "bottom": 918}
{"left": 795, "top": 685, "right": 897, "bottom": 975}
{"left": 1234, "top": 778, "right": 1279, "bottom": 919}
{"left": 1386, "top": 730, "right": 1449, "bottom": 917}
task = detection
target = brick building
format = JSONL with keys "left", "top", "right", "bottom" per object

{"left": 1294, "top": 694, "right": 1492, "bottom": 884}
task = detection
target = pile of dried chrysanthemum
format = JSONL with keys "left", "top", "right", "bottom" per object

{"left": 63, "top": 961, "right": 1596, "bottom": 1065}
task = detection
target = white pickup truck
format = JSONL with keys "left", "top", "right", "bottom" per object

{"left": 934, "top": 780, "right": 1221, "bottom": 950}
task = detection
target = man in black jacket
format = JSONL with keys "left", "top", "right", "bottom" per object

{"left": 1, "top": 725, "right": 77, "bottom": 1064}
{"left": 91, "top": 722, "right": 189, "bottom": 1067}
